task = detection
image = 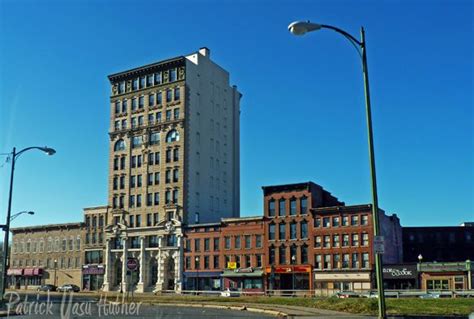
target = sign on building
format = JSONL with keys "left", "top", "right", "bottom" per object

{"left": 374, "top": 235, "right": 385, "bottom": 254}
{"left": 227, "top": 262, "right": 237, "bottom": 269}
{"left": 127, "top": 258, "right": 138, "bottom": 271}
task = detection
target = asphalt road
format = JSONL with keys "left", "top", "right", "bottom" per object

{"left": 4, "top": 293, "right": 273, "bottom": 318}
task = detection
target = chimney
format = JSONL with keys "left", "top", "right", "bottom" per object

{"left": 199, "top": 47, "right": 210, "bottom": 57}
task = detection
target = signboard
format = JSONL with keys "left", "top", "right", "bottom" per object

{"left": 235, "top": 267, "right": 253, "bottom": 273}
{"left": 373, "top": 235, "right": 385, "bottom": 254}
{"left": 227, "top": 262, "right": 237, "bottom": 269}
{"left": 82, "top": 265, "right": 105, "bottom": 275}
{"left": 383, "top": 265, "right": 417, "bottom": 279}
{"left": 127, "top": 258, "right": 138, "bottom": 271}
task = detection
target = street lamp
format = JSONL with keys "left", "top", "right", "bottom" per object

{"left": 288, "top": 20, "right": 386, "bottom": 318}
{"left": 54, "top": 259, "right": 58, "bottom": 287}
{"left": 0, "top": 146, "right": 55, "bottom": 302}
{"left": 195, "top": 257, "right": 200, "bottom": 294}
{"left": 9, "top": 211, "right": 35, "bottom": 222}
{"left": 291, "top": 255, "right": 296, "bottom": 295}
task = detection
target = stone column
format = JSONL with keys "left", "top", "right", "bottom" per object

{"left": 121, "top": 237, "right": 128, "bottom": 293}
{"left": 102, "top": 238, "right": 111, "bottom": 291}
{"left": 154, "top": 236, "right": 163, "bottom": 292}
{"left": 136, "top": 236, "right": 146, "bottom": 292}
{"left": 175, "top": 235, "right": 183, "bottom": 292}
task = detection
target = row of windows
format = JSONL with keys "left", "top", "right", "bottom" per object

{"left": 114, "top": 130, "right": 180, "bottom": 152}
{"left": 114, "top": 169, "right": 179, "bottom": 190}
{"left": 269, "top": 244, "right": 309, "bottom": 264}
{"left": 109, "top": 234, "right": 177, "bottom": 249}
{"left": 12, "top": 256, "right": 81, "bottom": 269}
{"left": 268, "top": 196, "right": 307, "bottom": 217}
{"left": 314, "top": 233, "right": 370, "bottom": 248}
{"left": 114, "top": 87, "right": 181, "bottom": 114}
{"left": 116, "top": 69, "right": 179, "bottom": 95}
{"left": 268, "top": 221, "right": 308, "bottom": 240}
{"left": 13, "top": 237, "right": 81, "bottom": 254}
{"left": 114, "top": 109, "right": 181, "bottom": 131}
{"left": 113, "top": 149, "right": 178, "bottom": 171}
{"left": 185, "top": 254, "right": 264, "bottom": 270}
{"left": 314, "top": 253, "right": 370, "bottom": 269}
{"left": 85, "top": 232, "right": 103, "bottom": 245}
{"left": 314, "top": 215, "right": 369, "bottom": 228}
{"left": 85, "top": 216, "right": 104, "bottom": 228}
{"left": 185, "top": 235, "right": 264, "bottom": 252}
{"left": 112, "top": 189, "right": 179, "bottom": 209}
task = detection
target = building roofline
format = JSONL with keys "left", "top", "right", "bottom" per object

{"left": 108, "top": 56, "right": 185, "bottom": 82}
{"left": 311, "top": 204, "right": 372, "bottom": 213}
{"left": 222, "top": 216, "right": 263, "bottom": 223}
{"left": 185, "top": 222, "right": 221, "bottom": 229}
{"left": 261, "top": 182, "right": 318, "bottom": 194}
{"left": 83, "top": 205, "right": 109, "bottom": 211}
{"left": 11, "top": 222, "right": 85, "bottom": 233}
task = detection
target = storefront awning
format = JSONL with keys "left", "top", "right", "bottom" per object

{"left": 183, "top": 271, "right": 222, "bottom": 278}
{"left": 7, "top": 269, "right": 23, "bottom": 276}
{"left": 23, "top": 268, "right": 43, "bottom": 276}
{"left": 222, "top": 269, "right": 264, "bottom": 278}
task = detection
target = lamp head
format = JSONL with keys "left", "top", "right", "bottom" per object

{"left": 42, "top": 147, "right": 56, "bottom": 156}
{"left": 418, "top": 254, "right": 423, "bottom": 261}
{"left": 288, "top": 21, "right": 322, "bottom": 36}
{"left": 27, "top": 211, "right": 35, "bottom": 215}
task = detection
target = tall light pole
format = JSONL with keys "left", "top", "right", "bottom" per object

{"left": 288, "top": 21, "right": 386, "bottom": 318}
{"left": 0, "top": 146, "right": 55, "bottom": 303}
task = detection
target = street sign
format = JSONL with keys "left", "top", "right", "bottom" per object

{"left": 374, "top": 235, "right": 385, "bottom": 254}
{"left": 127, "top": 258, "right": 138, "bottom": 271}
{"left": 227, "top": 262, "right": 237, "bottom": 269}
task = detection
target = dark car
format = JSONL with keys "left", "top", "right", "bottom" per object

{"left": 57, "top": 284, "right": 80, "bottom": 293}
{"left": 37, "top": 284, "right": 56, "bottom": 292}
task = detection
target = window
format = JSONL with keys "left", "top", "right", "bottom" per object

{"left": 174, "top": 87, "right": 180, "bottom": 100}
{"left": 139, "top": 77, "right": 146, "bottom": 89}
{"left": 324, "top": 255, "right": 331, "bottom": 269}
{"left": 352, "top": 234, "right": 359, "bottom": 246}
{"left": 334, "top": 254, "right": 341, "bottom": 268}
{"left": 290, "top": 198, "right": 297, "bottom": 215}
{"left": 213, "top": 238, "right": 220, "bottom": 251}
{"left": 139, "top": 96, "right": 144, "bottom": 108}
{"left": 132, "top": 97, "right": 137, "bottom": 111}
{"left": 132, "top": 136, "right": 143, "bottom": 148}
{"left": 153, "top": 213, "right": 159, "bottom": 225}
{"left": 170, "top": 69, "right": 177, "bottom": 81}
{"left": 351, "top": 215, "right": 359, "bottom": 226}
{"left": 300, "top": 196, "right": 307, "bottom": 214}
{"left": 314, "top": 218, "right": 321, "bottom": 228}
{"left": 342, "top": 254, "right": 350, "bottom": 268}
{"left": 290, "top": 222, "right": 297, "bottom": 240}
{"left": 244, "top": 235, "right": 251, "bottom": 249}
{"left": 342, "top": 234, "right": 350, "bottom": 247}
{"left": 149, "top": 235, "right": 159, "bottom": 248}
{"left": 166, "top": 150, "right": 172, "bottom": 162}
{"left": 147, "top": 75, "right": 154, "bottom": 87}
{"left": 129, "top": 215, "right": 134, "bottom": 227}
{"left": 204, "top": 238, "right": 210, "bottom": 251}
{"left": 166, "top": 129, "right": 180, "bottom": 143}
{"left": 122, "top": 100, "right": 128, "bottom": 113}
{"left": 278, "top": 223, "right": 286, "bottom": 240}
{"left": 269, "top": 223, "right": 275, "bottom": 240}
{"left": 279, "top": 245, "right": 286, "bottom": 264}
{"left": 114, "top": 139, "right": 125, "bottom": 151}
{"left": 256, "top": 235, "right": 262, "bottom": 248}
{"left": 132, "top": 78, "right": 139, "bottom": 90}
{"left": 361, "top": 215, "right": 369, "bottom": 225}
{"left": 342, "top": 216, "right": 349, "bottom": 226}
{"left": 323, "top": 235, "right": 331, "bottom": 248}
{"left": 269, "top": 246, "right": 275, "bottom": 264}
{"left": 290, "top": 245, "right": 297, "bottom": 264}
{"left": 166, "top": 89, "right": 172, "bottom": 102}
{"left": 323, "top": 217, "right": 330, "bottom": 227}
{"left": 173, "top": 169, "right": 179, "bottom": 182}
{"left": 154, "top": 171, "right": 160, "bottom": 184}
{"left": 301, "top": 245, "right": 308, "bottom": 264}
{"left": 165, "top": 191, "right": 170, "bottom": 204}
{"left": 172, "top": 189, "right": 178, "bottom": 203}
{"left": 362, "top": 253, "right": 370, "bottom": 268}
{"left": 194, "top": 239, "right": 201, "bottom": 252}
{"left": 268, "top": 200, "right": 275, "bottom": 216}
{"left": 427, "top": 279, "right": 449, "bottom": 290}
{"left": 300, "top": 221, "right": 308, "bottom": 239}
{"left": 154, "top": 72, "right": 162, "bottom": 85}
{"left": 333, "top": 217, "right": 340, "bottom": 227}
{"left": 351, "top": 253, "right": 359, "bottom": 268}
{"left": 173, "top": 148, "right": 179, "bottom": 161}
{"left": 315, "top": 236, "right": 322, "bottom": 248}
{"left": 224, "top": 236, "right": 230, "bottom": 249}
{"left": 166, "top": 110, "right": 171, "bottom": 121}
{"left": 362, "top": 233, "right": 369, "bottom": 246}
{"left": 315, "top": 254, "right": 322, "bottom": 269}
{"left": 256, "top": 254, "right": 262, "bottom": 267}
{"left": 115, "top": 101, "right": 120, "bottom": 114}
{"left": 129, "top": 195, "right": 135, "bottom": 208}
{"left": 279, "top": 199, "right": 286, "bottom": 216}
{"left": 174, "top": 108, "right": 180, "bottom": 119}
{"left": 149, "top": 132, "right": 160, "bottom": 145}
{"left": 235, "top": 236, "right": 241, "bottom": 249}
{"left": 327, "top": 234, "right": 338, "bottom": 249}
{"left": 154, "top": 192, "right": 160, "bottom": 205}
{"left": 136, "top": 215, "right": 141, "bottom": 227}
{"left": 118, "top": 82, "right": 125, "bottom": 94}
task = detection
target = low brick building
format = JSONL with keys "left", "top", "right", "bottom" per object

{"left": 9, "top": 222, "right": 85, "bottom": 290}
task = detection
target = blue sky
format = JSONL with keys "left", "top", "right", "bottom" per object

{"left": 0, "top": 0, "right": 472, "bottom": 228}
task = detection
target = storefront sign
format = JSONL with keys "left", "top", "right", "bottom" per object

{"left": 227, "top": 262, "right": 237, "bottom": 269}
{"left": 266, "top": 265, "right": 312, "bottom": 273}
{"left": 82, "top": 265, "right": 105, "bottom": 275}
{"left": 235, "top": 267, "right": 253, "bottom": 273}
{"left": 374, "top": 235, "right": 385, "bottom": 254}
{"left": 383, "top": 265, "right": 417, "bottom": 279}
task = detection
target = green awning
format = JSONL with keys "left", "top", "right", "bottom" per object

{"left": 222, "top": 270, "right": 264, "bottom": 278}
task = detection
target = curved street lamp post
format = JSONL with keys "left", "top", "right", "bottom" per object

{"left": 288, "top": 21, "right": 386, "bottom": 318}
{"left": 0, "top": 146, "right": 55, "bottom": 303}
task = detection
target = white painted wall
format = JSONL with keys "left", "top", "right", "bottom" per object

{"left": 184, "top": 49, "right": 241, "bottom": 224}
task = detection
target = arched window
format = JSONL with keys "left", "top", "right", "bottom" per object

{"left": 114, "top": 139, "right": 125, "bottom": 151}
{"left": 166, "top": 129, "right": 180, "bottom": 143}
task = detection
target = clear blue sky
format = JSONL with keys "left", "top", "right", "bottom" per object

{"left": 0, "top": 0, "right": 472, "bottom": 228}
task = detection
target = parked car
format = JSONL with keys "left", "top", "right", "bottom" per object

{"left": 419, "top": 292, "right": 440, "bottom": 299}
{"left": 37, "top": 284, "right": 56, "bottom": 292}
{"left": 335, "top": 291, "right": 360, "bottom": 298}
{"left": 57, "top": 284, "right": 80, "bottom": 293}
{"left": 220, "top": 288, "right": 240, "bottom": 297}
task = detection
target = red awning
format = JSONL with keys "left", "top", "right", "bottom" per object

{"left": 23, "top": 268, "right": 43, "bottom": 277}
{"left": 7, "top": 269, "right": 23, "bottom": 276}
